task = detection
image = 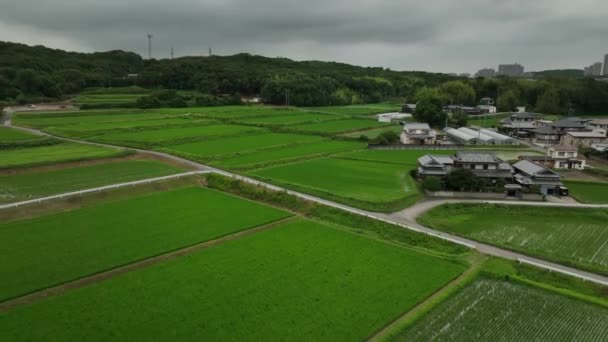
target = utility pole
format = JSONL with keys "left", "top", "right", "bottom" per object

{"left": 147, "top": 34, "right": 153, "bottom": 59}
{"left": 285, "top": 89, "right": 290, "bottom": 107}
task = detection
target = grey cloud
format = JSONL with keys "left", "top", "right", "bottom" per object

{"left": 0, "top": 0, "right": 607, "bottom": 73}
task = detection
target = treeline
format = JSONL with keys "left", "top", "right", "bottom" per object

{"left": 1, "top": 41, "right": 608, "bottom": 115}
{"left": 411, "top": 76, "right": 608, "bottom": 127}
{"left": 0, "top": 41, "right": 454, "bottom": 106}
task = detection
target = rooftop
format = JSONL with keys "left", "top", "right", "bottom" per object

{"left": 510, "top": 112, "right": 540, "bottom": 119}
{"left": 566, "top": 131, "right": 607, "bottom": 138}
{"left": 454, "top": 151, "right": 500, "bottom": 163}
{"left": 405, "top": 122, "right": 431, "bottom": 130}
{"left": 591, "top": 119, "right": 608, "bottom": 125}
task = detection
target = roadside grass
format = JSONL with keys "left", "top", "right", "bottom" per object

{"left": 213, "top": 140, "right": 365, "bottom": 170}
{"left": 419, "top": 203, "right": 608, "bottom": 276}
{"left": 0, "top": 219, "right": 465, "bottom": 341}
{"left": 91, "top": 124, "right": 265, "bottom": 147}
{"left": 162, "top": 133, "right": 323, "bottom": 160}
{"left": 291, "top": 118, "right": 390, "bottom": 133}
{"left": 206, "top": 173, "right": 469, "bottom": 256}
{"left": 250, "top": 157, "right": 420, "bottom": 212}
{"left": 565, "top": 180, "right": 608, "bottom": 204}
{"left": 0, "top": 127, "right": 42, "bottom": 142}
{"left": 0, "top": 142, "right": 131, "bottom": 169}
{"left": 339, "top": 149, "right": 457, "bottom": 165}
{"left": 0, "top": 186, "right": 291, "bottom": 301}
{"left": 393, "top": 277, "right": 608, "bottom": 341}
{"left": 0, "top": 159, "right": 184, "bottom": 203}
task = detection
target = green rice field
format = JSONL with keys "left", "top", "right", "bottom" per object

{"left": 0, "top": 186, "right": 291, "bottom": 300}
{"left": 344, "top": 125, "right": 403, "bottom": 139}
{"left": 0, "top": 159, "right": 184, "bottom": 203}
{"left": 46, "top": 118, "right": 213, "bottom": 138}
{"left": 74, "top": 93, "right": 146, "bottom": 105}
{"left": 341, "top": 149, "right": 457, "bottom": 165}
{"left": 306, "top": 104, "right": 400, "bottom": 116}
{"left": 235, "top": 112, "right": 339, "bottom": 125}
{"left": 395, "top": 278, "right": 608, "bottom": 341}
{"left": 293, "top": 119, "right": 389, "bottom": 133}
{"left": 93, "top": 124, "right": 264, "bottom": 146}
{"left": 419, "top": 204, "right": 608, "bottom": 275}
{"left": 14, "top": 112, "right": 177, "bottom": 128}
{"left": 0, "top": 219, "right": 465, "bottom": 340}
{"left": 251, "top": 157, "right": 419, "bottom": 211}
{"left": 164, "top": 133, "right": 323, "bottom": 159}
{"left": 564, "top": 181, "right": 608, "bottom": 204}
{"left": 214, "top": 140, "right": 364, "bottom": 169}
{"left": 0, "top": 142, "right": 129, "bottom": 169}
{"left": 0, "top": 127, "right": 41, "bottom": 141}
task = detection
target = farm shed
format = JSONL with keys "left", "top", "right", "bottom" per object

{"left": 457, "top": 127, "right": 496, "bottom": 144}
{"left": 444, "top": 127, "right": 478, "bottom": 144}
{"left": 479, "top": 128, "right": 519, "bottom": 145}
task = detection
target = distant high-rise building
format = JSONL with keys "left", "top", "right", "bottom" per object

{"left": 584, "top": 62, "right": 603, "bottom": 77}
{"left": 475, "top": 68, "right": 495, "bottom": 78}
{"left": 497, "top": 63, "right": 524, "bottom": 77}
{"left": 604, "top": 54, "right": 608, "bottom": 76}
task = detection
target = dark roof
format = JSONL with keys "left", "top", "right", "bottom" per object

{"left": 511, "top": 112, "right": 540, "bottom": 119}
{"left": 550, "top": 118, "right": 589, "bottom": 128}
{"left": 530, "top": 126, "right": 557, "bottom": 134}
{"left": 454, "top": 151, "right": 500, "bottom": 163}
{"left": 513, "top": 160, "right": 560, "bottom": 178}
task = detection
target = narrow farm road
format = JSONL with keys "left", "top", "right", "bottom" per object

{"left": 7, "top": 123, "right": 608, "bottom": 286}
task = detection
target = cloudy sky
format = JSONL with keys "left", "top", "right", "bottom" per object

{"left": 1, "top": 0, "right": 607, "bottom": 73}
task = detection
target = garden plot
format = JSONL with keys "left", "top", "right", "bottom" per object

{"left": 419, "top": 204, "right": 608, "bottom": 275}
{"left": 396, "top": 278, "right": 608, "bottom": 341}
{"left": 164, "top": 133, "right": 323, "bottom": 160}
{"left": 0, "top": 186, "right": 290, "bottom": 301}
{"left": 0, "top": 219, "right": 465, "bottom": 341}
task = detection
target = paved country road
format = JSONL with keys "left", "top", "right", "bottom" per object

{"left": 7, "top": 124, "right": 608, "bottom": 286}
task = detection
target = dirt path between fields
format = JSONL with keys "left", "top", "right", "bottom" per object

{"left": 366, "top": 256, "right": 485, "bottom": 342}
{"left": 0, "top": 216, "right": 297, "bottom": 313}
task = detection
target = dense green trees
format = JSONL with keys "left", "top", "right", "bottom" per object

{"left": 412, "top": 88, "right": 447, "bottom": 127}
{"left": 2, "top": 41, "right": 608, "bottom": 115}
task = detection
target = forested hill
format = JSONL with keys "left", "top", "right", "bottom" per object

{"left": 0, "top": 41, "right": 456, "bottom": 105}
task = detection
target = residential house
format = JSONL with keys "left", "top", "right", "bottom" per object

{"left": 417, "top": 151, "right": 513, "bottom": 183}
{"left": 452, "top": 151, "right": 514, "bottom": 182}
{"left": 590, "top": 119, "right": 608, "bottom": 130}
{"left": 513, "top": 160, "right": 567, "bottom": 196}
{"left": 520, "top": 145, "right": 585, "bottom": 170}
{"left": 444, "top": 105, "right": 482, "bottom": 115}
{"left": 401, "top": 123, "right": 437, "bottom": 145}
{"left": 500, "top": 112, "right": 542, "bottom": 134}
{"left": 530, "top": 126, "right": 560, "bottom": 145}
{"left": 561, "top": 131, "right": 608, "bottom": 147}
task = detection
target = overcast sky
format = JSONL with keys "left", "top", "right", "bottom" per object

{"left": 1, "top": 0, "right": 607, "bottom": 74}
